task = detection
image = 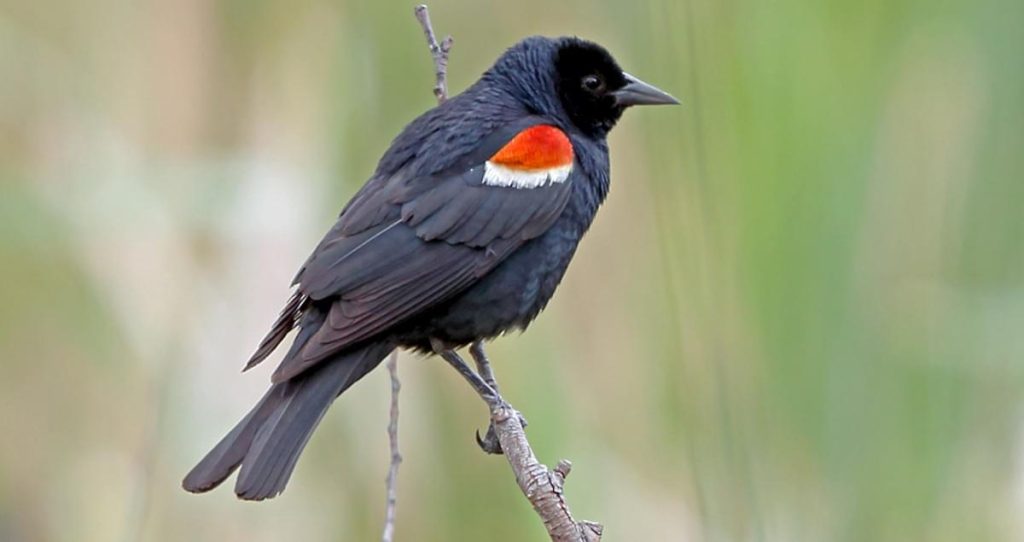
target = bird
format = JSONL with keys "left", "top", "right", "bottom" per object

{"left": 182, "top": 35, "right": 678, "bottom": 501}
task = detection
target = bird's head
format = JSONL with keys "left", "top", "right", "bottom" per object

{"left": 484, "top": 36, "right": 679, "bottom": 137}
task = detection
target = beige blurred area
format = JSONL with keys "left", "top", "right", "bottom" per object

{"left": 2, "top": 0, "right": 1023, "bottom": 540}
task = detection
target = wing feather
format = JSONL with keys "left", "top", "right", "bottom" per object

{"left": 267, "top": 121, "right": 575, "bottom": 382}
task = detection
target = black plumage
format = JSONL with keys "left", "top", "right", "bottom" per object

{"left": 183, "top": 36, "right": 677, "bottom": 500}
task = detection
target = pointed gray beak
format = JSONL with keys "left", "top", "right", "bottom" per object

{"left": 612, "top": 72, "right": 680, "bottom": 107}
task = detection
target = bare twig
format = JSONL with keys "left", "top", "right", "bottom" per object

{"left": 381, "top": 350, "right": 401, "bottom": 542}
{"left": 410, "top": 7, "right": 603, "bottom": 540}
{"left": 379, "top": 8, "right": 451, "bottom": 540}
{"left": 413, "top": 5, "right": 454, "bottom": 102}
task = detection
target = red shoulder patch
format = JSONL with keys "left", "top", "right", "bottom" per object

{"left": 489, "top": 125, "right": 574, "bottom": 170}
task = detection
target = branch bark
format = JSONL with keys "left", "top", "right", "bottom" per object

{"left": 411, "top": 7, "right": 604, "bottom": 541}
{"left": 381, "top": 351, "right": 401, "bottom": 542}
{"left": 491, "top": 404, "right": 604, "bottom": 542}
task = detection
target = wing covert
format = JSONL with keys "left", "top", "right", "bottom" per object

{"left": 272, "top": 120, "right": 577, "bottom": 381}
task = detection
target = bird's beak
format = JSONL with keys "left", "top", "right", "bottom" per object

{"left": 613, "top": 73, "right": 680, "bottom": 107}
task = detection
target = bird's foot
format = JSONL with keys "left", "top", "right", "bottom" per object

{"left": 475, "top": 410, "right": 528, "bottom": 455}
{"left": 433, "top": 338, "right": 529, "bottom": 455}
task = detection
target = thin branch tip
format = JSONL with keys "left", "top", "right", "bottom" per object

{"left": 413, "top": 4, "right": 453, "bottom": 103}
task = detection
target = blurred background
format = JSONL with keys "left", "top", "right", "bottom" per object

{"left": 2, "top": 0, "right": 1022, "bottom": 540}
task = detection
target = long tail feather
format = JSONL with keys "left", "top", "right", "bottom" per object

{"left": 183, "top": 340, "right": 394, "bottom": 499}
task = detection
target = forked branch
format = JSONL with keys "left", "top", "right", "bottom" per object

{"left": 413, "top": 5, "right": 454, "bottom": 103}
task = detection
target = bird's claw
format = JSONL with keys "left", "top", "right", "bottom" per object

{"left": 475, "top": 425, "right": 503, "bottom": 455}
{"left": 474, "top": 409, "right": 528, "bottom": 455}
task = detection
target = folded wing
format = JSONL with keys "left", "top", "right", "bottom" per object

{"left": 262, "top": 120, "right": 577, "bottom": 382}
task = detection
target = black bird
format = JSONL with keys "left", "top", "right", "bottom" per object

{"left": 183, "top": 35, "right": 677, "bottom": 500}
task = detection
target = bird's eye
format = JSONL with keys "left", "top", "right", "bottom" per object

{"left": 581, "top": 74, "right": 604, "bottom": 93}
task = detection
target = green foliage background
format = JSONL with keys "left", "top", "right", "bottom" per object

{"left": 1, "top": 0, "right": 1022, "bottom": 540}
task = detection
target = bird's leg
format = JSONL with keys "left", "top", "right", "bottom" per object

{"left": 430, "top": 338, "right": 501, "bottom": 410}
{"left": 469, "top": 341, "right": 501, "bottom": 396}
{"left": 431, "top": 339, "right": 527, "bottom": 455}
{"left": 469, "top": 341, "right": 527, "bottom": 455}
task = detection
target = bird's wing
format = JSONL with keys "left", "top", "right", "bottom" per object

{"left": 264, "top": 120, "right": 576, "bottom": 382}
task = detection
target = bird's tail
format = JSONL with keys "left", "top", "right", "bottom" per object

{"left": 182, "top": 340, "right": 395, "bottom": 500}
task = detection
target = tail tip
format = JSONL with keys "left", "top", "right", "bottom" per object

{"left": 234, "top": 478, "right": 286, "bottom": 501}
{"left": 182, "top": 474, "right": 214, "bottom": 494}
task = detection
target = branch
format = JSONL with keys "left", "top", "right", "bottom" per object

{"left": 413, "top": 5, "right": 453, "bottom": 102}
{"left": 380, "top": 6, "right": 450, "bottom": 538}
{"left": 433, "top": 339, "right": 605, "bottom": 542}
{"left": 412, "top": 7, "right": 602, "bottom": 540}
{"left": 381, "top": 351, "right": 401, "bottom": 542}
{"left": 491, "top": 404, "right": 604, "bottom": 542}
